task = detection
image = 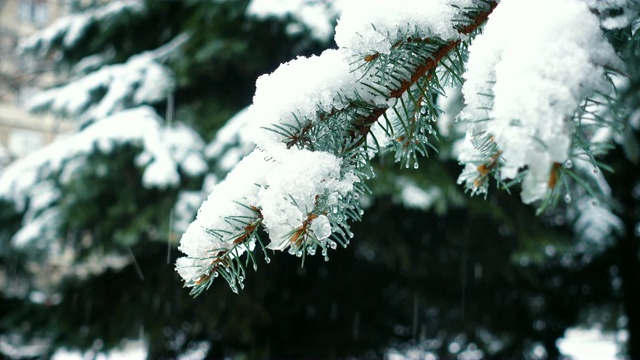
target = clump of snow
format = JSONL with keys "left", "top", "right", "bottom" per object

{"left": 177, "top": 0, "right": 486, "bottom": 289}
{"left": 176, "top": 148, "right": 359, "bottom": 282}
{"left": 176, "top": 150, "right": 275, "bottom": 283}
{"left": 248, "top": 48, "right": 387, "bottom": 149}
{"left": 247, "top": 0, "right": 344, "bottom": 42}
{"left": 259, "top": 148, "right": 358, "bottom": 250}
{"left": 459, "top": 0, "right": 619, "bottom": 203}
{"left": 335, "top": 0, "right": 473, "bottom": 57}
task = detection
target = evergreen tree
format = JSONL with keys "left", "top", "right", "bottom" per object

{"left": 1, "top": 0, "right": 640, "bottom": 359}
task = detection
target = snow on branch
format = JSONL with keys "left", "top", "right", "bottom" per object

{"left": 457, "top": 0, "right": 620, "bottom": 204}
{"left": 0, "top": 106, "right": 206, "bottom": 248}
{"left": 177, "top": 0, "right": 497, "bottom": 294}
{"left": 25, "top": 34, "right": 189, "bottom": 125}
{"left": 177, "top": 0, "right": 628, "bottom": 296}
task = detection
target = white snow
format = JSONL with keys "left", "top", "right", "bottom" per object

{"left": 52, "top": 339, "right": 147, "bottom": 360}
{"left": 0, "top": 106, "right": 206, "bottom": 247}
{"left": 176, "top": 150, "right": 275, "bottom": 283}
{"left": 459, "top": 0, "right": 619, "bottom": 203}
{"left": 557, "top": 328, "right": 623, "bottom": 360}
{"left": 259, "top": 148, "right": 357, "bottom": 250}
{"left": 179, "top": 0, "right": 480, "bottom": 287}
{"left": 247, "top": 0, "right": 343, "bottom": 42}
{"left": 178, "top": 0, "right": 629, "bottom": 291}
{"left": 248, "top": 48, "right": 388, "bottom": 149}
{"left": 176, "top": 147, "right": 358, "bottom": 282}
{"left": 26, "top": 36, "right": 188, "bottom": 124}
{"left": 335, "top": 0, "right": 473, "bottom": 57}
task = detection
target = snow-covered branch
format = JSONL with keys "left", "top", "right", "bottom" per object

{"left": 176, "top": 0, "right": 498, "bottom": 294}
{"left": 26, "top": 34, "right": 189, "bottom": 125}
{"left": 457, "top": 0, "right": 620, "bottom": 204}
{"left": 0, "top": 106, "right": 206, "bottom": 249}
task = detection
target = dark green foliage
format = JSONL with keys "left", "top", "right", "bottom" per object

{"left": 0, "top": 173, "right": 622, "bottom": 358}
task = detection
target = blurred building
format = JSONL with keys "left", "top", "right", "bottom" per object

{"left": 0, "top": 0, "right": 72, "bottom": 166}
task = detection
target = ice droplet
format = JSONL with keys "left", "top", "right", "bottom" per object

{"left": 310, "top": 215, "right": 332, "bottom": 240}
{"left": 413, "top": 162, "right": 419, "bottom": 169}
{"left": 296, "top": 250, "right": 303, "bottom": 257}
{"left": 265, "top": 256, "right": 271, "bottom": 264}
{"left": 353, "top": 193, "right": 360, "bottom": 200}
{"left": 564, "top": 194, "right": 572, "bottom": 203}
{"left": 329, "top": 241, "right": 337, "bottom": 250}
{"left": 564, "top": 159, "right": 573, "bottom": 169}
{"left": 213, "top": 271, "right": 219, "bottom": 278}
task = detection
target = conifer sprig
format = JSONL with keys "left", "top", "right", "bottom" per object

{"left": 178, "top": 1, "right": 500, "bottom": 295}
{"left": 280, "top": 1, "right": 498, "bottom": 157}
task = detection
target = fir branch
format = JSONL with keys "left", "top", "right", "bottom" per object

{"left": 284, "top": 1, "right": 498, "bottom": 151}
